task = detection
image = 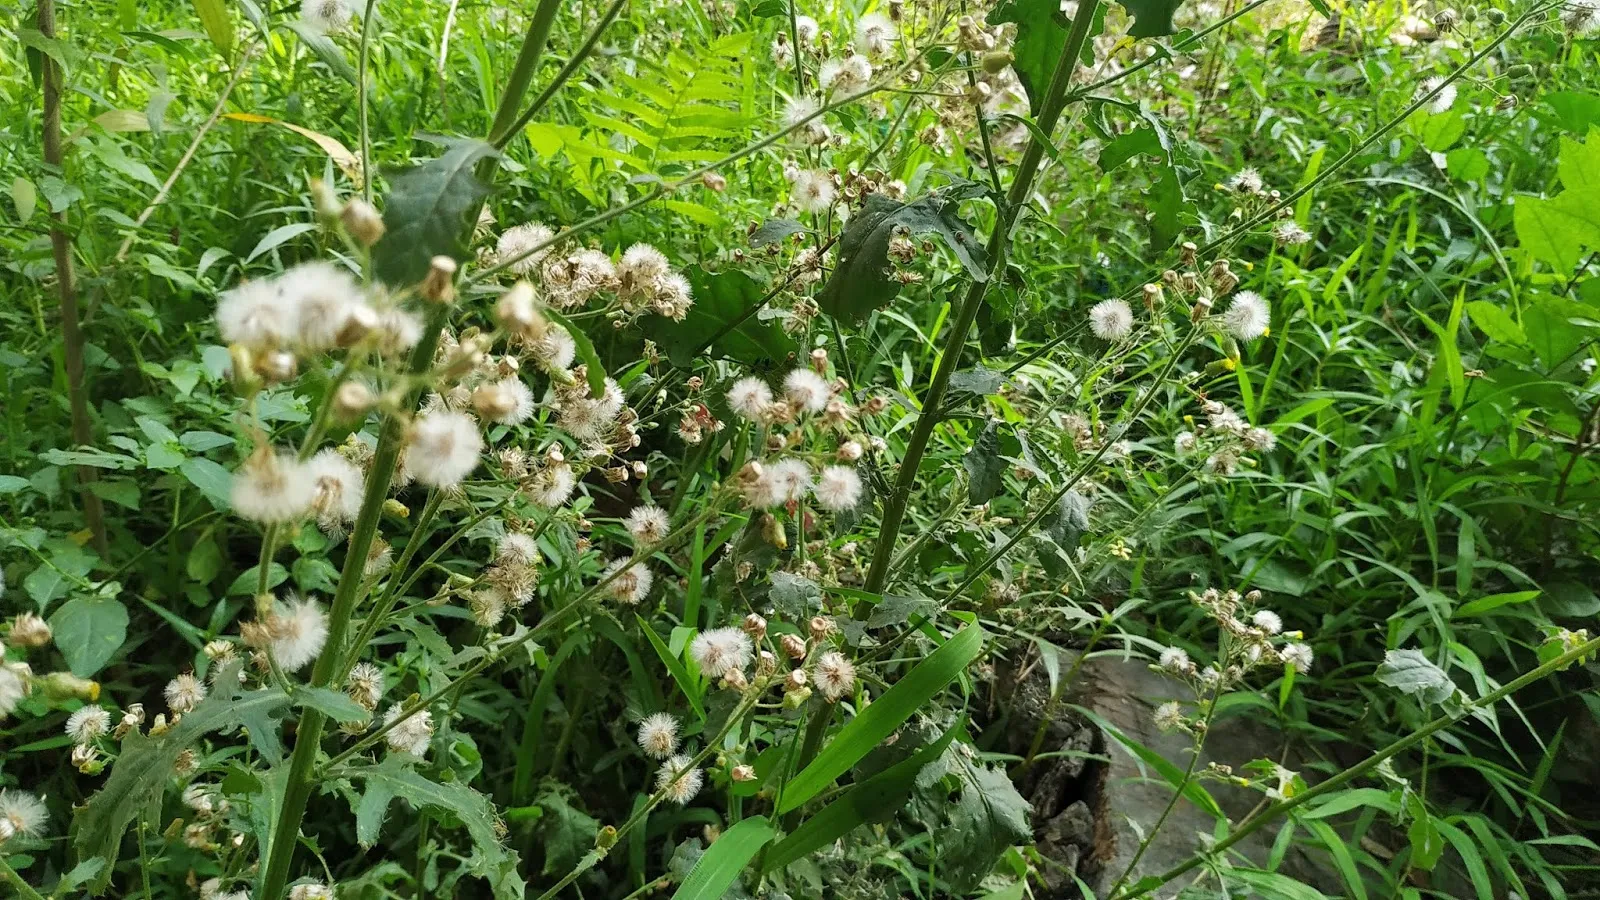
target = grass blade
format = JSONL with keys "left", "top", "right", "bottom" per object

{"left": 777, "top": 624, "right": 984, "bottom": 814}
{"left": 671, "top": 815, "right": 774, "bottom": 900}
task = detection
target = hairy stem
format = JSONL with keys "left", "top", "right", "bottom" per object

{"left": 860, "top": 0, "right": 1103, "bottom": 600}
{"left": 38, "top": 0, "right": 109, "bottom": 559}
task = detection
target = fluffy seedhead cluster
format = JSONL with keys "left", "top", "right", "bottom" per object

{"left": 494, "top": 223, "right": 695, "bottom": 322}
{"left": 1152, "top": 588, "right": 1314, "bottom": 733}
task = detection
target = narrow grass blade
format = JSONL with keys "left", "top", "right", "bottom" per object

{"left": 671, "top": 815, "right": 774, "bottom": 900}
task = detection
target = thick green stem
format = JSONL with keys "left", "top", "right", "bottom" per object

{"left": 0, "top": 855, "right": 47, "bottom": 900}
{"left": 859, "top": 0, "right": 1102, "bottom": 601}
{"left": 256, "top": 307, "right": 450, "bottom": 900}
{"left": 1113, "top": 635, "right": 1600, "bottom": 899}
{"left": 484, "top": 0, "right": 562, "bottom": 148}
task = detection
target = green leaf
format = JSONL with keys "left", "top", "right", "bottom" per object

{"left": 762, "top": 720, "right": 960, "bottom": 874}
{"left": 987, "top": 0, "right": 1068, "bottom": 115}
{"left": 671, "top": 815, "right": 774, "bottom": 900}
{"left": 284, "top": 19, "right": 357, "bottom": 84}
{"left": 778, "top": 624, "right": 985, "bottom": 813}
{"left": 295, "top": 686, "right": 372, "bottom": 725}
{"left": 1117, "top": 0, "right": 1185, "bottom": 36}
{"left": 75, "top": 665, "right": 291, "bottom": 892}
{"left": 912, "top": 732, "right": 1033, "bottom": 891}
{"left": 1097, "top": 110, "right": 1190, "bottom": 249}
{"left": 768, "top": 571, "right": 823, "bottom": 620}
{"left": 11, "top": 176, "right": 37, "bottom": 225}
{"left": 1464, "top": 300, "right": 1525, "bottom": 345}
{"left": 228, "top": 563, "right": 289, "bottom": 595}
{"left": 819, "top": 193, "right": 987, "bottom": 323}
{"left": 1524, "top": 295, "right": 1597, "bottom": 366}
{"left": 246, "top": 222, "right": 317, "bottom": 263}
{"left": 1454, "top": 590, "right": 1540, "bottom": 618}
{"left": 1514, "top": 129, "right": 1600, "bottom": 270}
{"left": 340, "top": 755, "right": 524, "bottom": 897}
{"left": 964, "top": 421, "right": 1005, "bottom": 505}
{"left": 534, "top": 787, "right": 599, "bottom": 876}
{"left": 543, "top": 309, "right": 607, "bottom": 398}
{"left": 191, "top": 0, "right": 234, "bottom": 53}
{"left": 637, "top": 614, "right": 705, "bottom": 721}
{"left": 648, "top": 266, "right": 798, "bottom": 369}
{"left": 49, "top": 596, "right": 129, "bottom": 677}
{"left": 1375, "top": 649, "right": 1455, "bottom": 704}
{"left": 372, "top": 139, "right": 498, "bottom": 288}
{"left": 181, "top": 457, "right": 234, "bottom": 508}
{"left": 750, "top": 217, "right": 806, "bottom": 246}
{"left": 1405, "top": 794, "right": 1445, "bottom": 872}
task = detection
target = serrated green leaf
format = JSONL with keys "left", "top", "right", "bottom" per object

{"left": 779, "top": 624, "right": 985, "bottom": 813}
{"left": 987, "top": 0, "right": 1069, "bottom": 116}
{"left": 75, "top": 665, "right": 290, "bottom": 892}
{"left": 340, "top": 755, "right": 523, "bottom": 896}
{"left": 1464, "top": 300, "right": 1525, "bottom": 345}
{"left": 296, "top": 686, "right": 372, "bottom": 725}
{"left": 372, "top": 139, "right": 497, "bottom": 287}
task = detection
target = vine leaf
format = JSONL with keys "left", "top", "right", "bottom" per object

{"left": 820, "top": 193, "right": 987, "bottom": 324}
{"left": 647, "top": 266, "right": 798, "bottom": 369}
{"left": 342, "top": 754, "right": 525, "bottom": 898}
{"left": 372, "top": 139, "right": 498, "bottom": 288}
{"left": 73, "top": 662, "right": 291, "bottom": 894}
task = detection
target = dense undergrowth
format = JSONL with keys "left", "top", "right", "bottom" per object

{"left": 2, "top": 0, "right": 1599, "bottom": 898}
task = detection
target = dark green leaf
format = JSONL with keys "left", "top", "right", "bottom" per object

{"left": 819, "top": 194, "right": 987, "bottom": 324}
{"left": 750, "top": 218, "right": 806, "bottom": 246}
{"left": 964, "top": 421, "right": 1006, "bottom": 505}
{"left": 987, "top": 0, "right": 1069, "bottom": 116}
{"left": 1375, "top": 649, "right": 1455, "bottom": 704}
{"left": 910, "top": 727, "right": 1033, "bottom": 891}
{"left": 372, "top": 139, "right": 498, "bottom": 288}
{"left": 649, "top": 266, "right": 798, "bottom": 368}
{"left": 1118, "top": 0, "right": 1186, "bottom": 37}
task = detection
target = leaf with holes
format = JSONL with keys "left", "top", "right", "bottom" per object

{"left": 372, "top": 140, "right": 498, "bottom": 288}
{"left": 819, "top": 193, "right": 987, "bottom": 323}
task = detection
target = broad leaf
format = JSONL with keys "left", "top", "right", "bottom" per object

{"left": 987, "top": 0, "right": 1071, "bottom": 115}
{"left": 819, "top": 193, "right": 987, "bottom": 324}
{"left": 1375, "top": 649, "right": 1455, "bottom": 705}
{"left": 648, "top": 266, "right": 798, "bottom": 369}
{"left": 49, "top": 595, "right": 128, "bottom": 677}
{"left": 964, "top": 421, "right": 1005, "bottom": 505}
{"left": 911, "top": 733, "right": 1033, "bottom": 891}
{"left": 372, "top": 139, "right": 498, "bottom": 288}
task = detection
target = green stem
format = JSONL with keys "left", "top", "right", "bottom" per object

{"left": 357, "top": 0, "right": 379, "bottom": 203}
{"left": 256, "top": 306, "right": 450, "bottom": 900}
{"left": 780, "top": 699, "right": 833, "bottom": 831}
{"left": 1113, "top": 635, "right": 1600, "bottom": 899}
{"left": 1106, "top": 694, "right": 1219, "bottom": 897}
{"left": 2, "top": 856, "right": 47, "bottom": 900}
{"left": 494, "top": 0, "right": 628, "bottom": 149}
{"left": 1015, "top": 617, "right": 1107, "bottom": 774}
{"left": 484, "top": 0, "right": 562, "bottom": 149}
{"left": 859, "top": 0, "right": 1103, "bottom": 602}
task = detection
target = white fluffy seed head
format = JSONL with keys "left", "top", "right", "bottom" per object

{"left": 498, "top": 532, "right": 540, "bottom": 566}
{"left": 278, "top": 261, "right": 367, "bottom": 351}
{"left": 0, "top": 667, "right": 27, "bottom": 720}
{"left": 1418, "top": 76, "right": 1457, "bottom": 114}
{"left": 1252, "top": 610, "right": 1283, "bottom": 635}
{"left": 814, "top": 465, "right": 863, "bottom": 511}
{"left": 813, "top": 651, "right": 856, "bottom": 701}
{"left": 783, "top": 368, "right": 831, "bottom": 413}
{"left": 382, "top": 704, "right": 434, "bottom": 757}
{"left": 300, "top": 0, "right": 353, "bottom": 31}
{"left": 603, "top": 560, "right": 653, "bottom": 605}
{"left": 405, "top": 410, "right": 483, "bottom": 488}
{"left": 217, "top": 279, "right": 296, "bottom": 351}
{"left": 1158, "top": 646, "right": 1193, "bottom": 674}
{"left": 855, "top": 12, "right": 898, "bottom": 56}
{"left": 346, "top": 662, "right": 384, "bottom": 710}
{"left": 271, "top": 595, "right": 330, "bottom": 673}
{"left": 497, "top": 222, "right": 556, "bottom": 275}
{"left": 636, "top": 712, "right": 680, "bottom": 759}
{"left": 528, "top": 462, "right": 577, "bottom": 508}
{"left": 164, "top": 673, "right": 207, "bottom": 714}
{"left": 727, "top": 377, "right": 774, "bottom": 421}
{"left": 232, "top": 449, "right": 317, "bottom": 525}
{"left": 625, "top": 506, "right": 670, "bottom": 545}
{"left": 762, "top": 458, "right": 813, "bottom": 507}
{"left": 1222, "top": 291, "right": 1270, "bottom": 341}
{"left": 790, "top": 169, "right": 836, "bottom": 213}
{"left": 0, "top": 789, "right": 49, "bottom": 842}
{"left": 655, "top": 754, "right": 704, "bottom": 805}
{"left": 66, "top": 705, "right": 111, "bottom": 743}
{"left": 308, "top": 448, "right": 364, "bottom": 525}
{"left": 1088, "top": 298, "right": 1134, "bottom": 341}
{"left": 690, "top": 627, "right": 753, "bottom": 679}
{"left": 474, "top": 378, "right": 536, "bottom": 425}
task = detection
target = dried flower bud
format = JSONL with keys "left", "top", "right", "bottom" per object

{"left": 7, "top": 612, "right": 52, "bottom": 648}
{"left": 781, "top": 633, "right": 807, "bottom": 660}
{"left": 337, "top": 303, "right": 379, "bottom": 348}
{"left": 1180, "top": 241, "right": 1198, "bottom": 266}
{"left": 722, "top": 669, "right": 749, "bottom": 691}
{"left": 784, "top": 668, "right": 809, "bottom": 692}
{"left": 981, "top": 50, "right": 1013, "bottom": 73}
{"left": 340, "top": 198, "right": 386, "bottom": 247}
{"left": 310, "top": 178, "right": 342, "bottom": 222}
{"left": 334, "top": 381, "right": 375, "bottom": 421}
{"left": 701, "top": 172, "right": 727, "bottom": 192}
{"left": 809, "top": 616, "right": 834, "bottom": 642}
{"left": 421, "top": 255, "right": 458, "bottom": 304}
{"left": 743, "top": 614, "right": 768, "bottom": 640}
{"left": 837, "top": 440, "right": 863, "bottom": 461}
{"left": 257, "top": 350, "right": 297, "bottom": 384}
{"left": 731, "top": 764, "right": 757, "bottom": 782}
{"left": 631, "top": 460, "right": 649, "bottom": 480}
{"left": 756, "top": 650, "right": 777, "bottom": 677}
{"left": 38, "top": 671, "right": 100, "bottom": 702}
{"left": 810, "top": 347, "right": 829, "bottom": 372}
{"left": 495, "top": 281, "right": 544, "bottom": 336}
